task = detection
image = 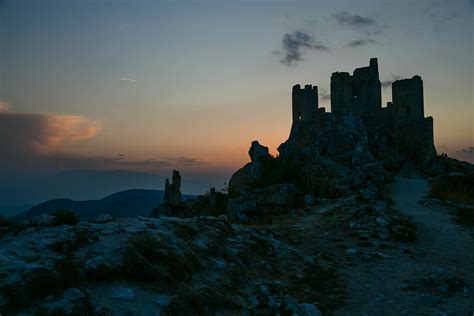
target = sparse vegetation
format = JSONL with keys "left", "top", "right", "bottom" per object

{"left": 450, "top": 207, "right": 474, "bottom": 227}
{"left": 3, "top": 256, "right": 82, "bottom": 311}
{"left": 430, "top": 174, "right": 474, "bottom": 228}
{"left": 48, "top": 230, "right": 89, "bottom": 254}
{"left": 0, "top": 216, "right": 26, "bottom": 236}
{"left": 390, "top": 217, "right": 417, "bottom": 242}
{"left": 430, "top": 174, "right": 474, "bottom": 204}
{"left": 193, "top": 191, "right": 229, "bottom": 215}
{"left": 249, "top": 156, "right": 302, "bottom": 189}
{"left": 49, "top": 209, "right": 80, "bottom": 226}
{"left": 121, "top": 231, "right": 200, "bottom": 284}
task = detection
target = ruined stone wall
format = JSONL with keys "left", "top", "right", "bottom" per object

{"left": 392, "top": 76, "right": 424, "bottom": 119}
{"left": 330, "top": 58, "right": 382, "bottom": 116}
{"left": 292, "top": 84, "right": 318, "bottom": 122}
{"left": 362, "top": 108, "right": 436, "bottom": 166}
{"left": 330, "top": 72, "right": 352, "bottom": 113}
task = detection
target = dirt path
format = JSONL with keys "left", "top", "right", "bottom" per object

{"left": 336, "top": 177, "right": 474, "bottom": 316}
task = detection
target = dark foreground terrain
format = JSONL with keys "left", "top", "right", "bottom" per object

{"left": 0, "top": 177, "right": 472, "bottom": 315}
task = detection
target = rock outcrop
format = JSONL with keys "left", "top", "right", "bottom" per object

{"left": 0, "top": 216, "right": 327, "bottom": 315}
{"left": 163, "top": 170, "right": 182, "bottom": 206}
{"left": 228, "top": 140, "right": 271, "bottom": 195}
{"left": 229, "top": 183, "right": 297, "bottom": 221}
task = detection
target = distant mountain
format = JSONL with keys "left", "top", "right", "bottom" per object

{"left": 13, "top": 189, "right": 194, "bottom": 221}
{"left": 0, "top": 205, "right": 34, "bottom": 218}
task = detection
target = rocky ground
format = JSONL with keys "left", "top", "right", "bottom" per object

{"left": 0, "top": 177, "right": 472, "bottom": 315}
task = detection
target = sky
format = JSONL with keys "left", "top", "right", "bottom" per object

{"left": 0, "top": 0, "right": 473, "bottom": 208}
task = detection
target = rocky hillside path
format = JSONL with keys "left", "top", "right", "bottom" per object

{"left": 337, "top": 177, "right": 474, "bottom": 315}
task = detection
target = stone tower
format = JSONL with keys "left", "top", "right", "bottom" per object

{"left": 292, "top": 84, "right": 318, "bottom": 122}
{"left": 391, "top": 75, "right": 424, "bottom": 118}
{"left": 330, "top": 58, "right": 382, "bottom": 115}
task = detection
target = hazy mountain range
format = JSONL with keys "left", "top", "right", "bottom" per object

{"left": 13, "top": 189, "right": 195, "bottom": 221}
{"left": 0, "top": 169, "right": 227, "bottom": 217}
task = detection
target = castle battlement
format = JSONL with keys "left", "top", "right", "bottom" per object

{"left": 330, "top": 58, "right": 381, "bottom": 116}
{"left": 290, "top": 58, "right": 433, "bottom": 163}
{"left": 292, "top": 58, "right": 426, "bottom": 125}
{"left": 292, "top": 84, "right": 318, "bottom": 122}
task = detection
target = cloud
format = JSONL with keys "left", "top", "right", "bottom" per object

{"left": 456, "top": 146, "right": 474, "bottom": 155}
{"left": 380, "top": 74, "right": 404, "bottom": 89}
{"left": 346, "top": 38, "right": 377, "bottom": 48}
{"left": 319, "top": 88, "right": 331, "bottom": 101}
{"left": 95, "top": 155, "right": 209, "bottom": 170}
{"left": 120, "top": 77, "right": 137, "bottom": 82}
{"left": 454, "top": 146, "right": 474, "bottom": 163}
{"left": 0, "top": 100, "right": 9, "bottom": 112}
{"left": 279, "top": 30, "right": 329, "bottom": 66}
{"left": 333, "top": 11, "right": 375, "bottom": 26}
{"left": 428, "top": 12, "right": 458, "bottom": 24}
{"left": 0, "top": 111, "right": 101, "bottom": 156}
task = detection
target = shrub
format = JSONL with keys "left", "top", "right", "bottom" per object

{"left": 193, "top": 191, "right": 229, "bottom": 215}
{"left": 249, "top": 156, "right": 301, "bottom": 189}
{"left": 3, "top": 256, "right": 82, "bottom": 311}
{"left": 0, "top": 216, "right": 26, "bottom": 236}
{"left": 450, "top": 207, "right": 474, "bottom": 227}
{"left": 49, "top": 209, "right": 80, "bottom": 226}
{"left": 430, "top": 174, "right": 474, "bottom": 203}
{"left": 390, "top": 217, "right": 417, "bottom": 242}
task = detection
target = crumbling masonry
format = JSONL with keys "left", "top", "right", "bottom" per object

{"left": 290, "top": 58, "right": 435, "bottom": 164}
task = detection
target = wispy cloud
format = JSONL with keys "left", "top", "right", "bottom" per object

{"left": 319, "top": 88, "right": 331, "bottom": 102}
{"left": 120, "top": 77, "right": 137, "bottom": 82}
{"left": 101, "top": 155, "right": 209, "bottom": 169}
{"left": 346, "top": 38, "right": 377, "bottom": 48}
{"left": 332, "top": 11, "right": 383, "bottom": 36}
{"left": 456, "top": 146, "right": 474, "bottom": 155}
{"left": 454, "top": 146, "right": 474, "bottom": 163}
{"left": 333, "top": 11, "right": 375, "bottom": 26}
{"left": 428, "top": 11, "right": 458, "bottom": 24}
{"left": 381, "top": 74, "right": 404, "bottom": 89}
{"left": 278, "top": 30, "right": 329, "bottom": 66}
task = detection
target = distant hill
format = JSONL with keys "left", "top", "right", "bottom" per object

{"left": 13, "top": 189, "right": 194, "bottom": 221}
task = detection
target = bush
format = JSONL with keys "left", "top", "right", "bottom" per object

{"left": 430, "top": 174, "right": 474, "bottom": 203}
{"left": 49, "top": 209, "right": 80, "bottom": 226}
{"left": 193, "top": 191, "right": 229, "bottom": 215}
{"left": 451, "top": 207, "right": 474, "bottom": 227}
{"left": 3, "top": 256, "right": 82, "bottom": 311}
{"left": 249, "top": 156, "right": 301, "bottom": 189}
{"left": 0, "top": 216, "right": 26, "bottom": 236}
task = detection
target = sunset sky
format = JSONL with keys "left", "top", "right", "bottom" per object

{"left": 0, "top": 0, "right": 473, "bottom": 208}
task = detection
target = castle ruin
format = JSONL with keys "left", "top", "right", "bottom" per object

{"left": 291, "top": 58, "right": 426, "bottom": 122}
{"left": 290, "top": 58, "right": 435, "bottom": 165}
{"left": 292, "top": 84, "right": 318, "bottom": 122}
{"left": 331, "top": 58, "right": 382, "bottom": 116}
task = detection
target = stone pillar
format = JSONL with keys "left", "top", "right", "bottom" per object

{"left": 209, "top": 187, "right": 216, "bottom": 211}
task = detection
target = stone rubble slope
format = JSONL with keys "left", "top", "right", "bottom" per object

{"left": 0, "top": 215, "right": 329, "bottom": 315}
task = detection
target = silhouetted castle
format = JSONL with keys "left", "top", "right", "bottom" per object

{"left": 331, "top": 58, "right": 382, "bottom": 116}
{"left": 292, "top": 58, "right": 425, "bottom": 121}
{"left": 292, "top": 84, "right": 318, "bottom": 122}
{"left": 290, "top": 58, "right": 435, "bottom": 165}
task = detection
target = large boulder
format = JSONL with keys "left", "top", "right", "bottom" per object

{"left": 229, "top": 141, "right": 272, "bottom": 195}
{"left": 31, "top": 214, "right": 58, "bottom": 227}
{"left": 228, "top": 183, "right": 297, "bottom": 221}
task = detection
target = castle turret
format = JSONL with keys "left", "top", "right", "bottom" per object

{"left": 292, "top": 84, "right": 318, "bottom": 122}
{"left": 330, "top": 58, "right": 382, "bottom": 116}
{"left": 392, "top": 75, "right": 424, "bottom": 118}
